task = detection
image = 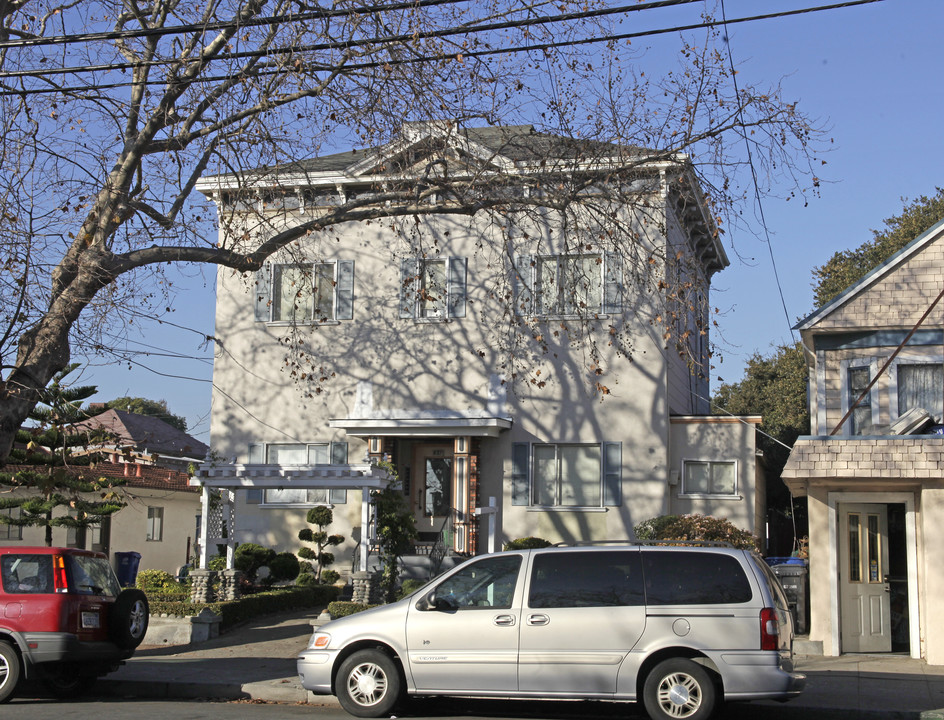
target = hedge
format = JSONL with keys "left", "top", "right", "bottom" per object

{"left": 147, "top": 584, "right": 340, "bottom": 630}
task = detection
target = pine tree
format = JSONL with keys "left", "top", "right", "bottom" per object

{"left": 0, "top": 364, "right": 127, "bottom": 546}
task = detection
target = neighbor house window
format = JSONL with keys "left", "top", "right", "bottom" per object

{"left": 254, "top": 260, "right": 354, "bottom": 323}
{"left": 681, "top": 460, "right": 737, "bottom": 497}
{"left": 399, "top": 257, "right": 467, "bottom": 320}
{"left": 146, "top": 507, "right": 164, "bottom": 542}
{"left": 511, "top": 441, "right": 621, "bottom": 508}
{"left": 897, "top": 363, "right": 943, "bottom": 422}
{"left": 848, "top": 365, "right": 873, "bottom": 435}
{"left": 0, "top": 508, "right": 22, "bottom": 541}
{"left": 513, "top": 252, "right": 622, "bottom": 317}
{"left": 246, "top": 442, "right": 348, "bottom": 506}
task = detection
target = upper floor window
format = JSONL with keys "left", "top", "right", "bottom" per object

{"left": 681, "top": 460, "right": 737, "bottom": 497}
{"left": 399, "top": 257, "right": 467, "bottom": 320}
{"left": 511, "top": 441, "right": 621, "bottom": 508}
{"left": 254, "top": 260, "right": 354, "bottom": 323}
{"left": 246, "top": 442, "right": 348, "bottom": 506}
{"left": 848, "top": 365, "right": 873, "bottom": 435}
{"left": 513, "top": 252, "right": 622, "bottom": 318}
{"left": 897, "top": 363, "right": 943, "bottom": 423}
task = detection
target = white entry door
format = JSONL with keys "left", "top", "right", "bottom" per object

{"left": 839, "top": 503, "right": 891, "bottom": 652}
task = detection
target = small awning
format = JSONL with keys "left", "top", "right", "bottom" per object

{"left": 330, "top": 413, "right": 513, "bottom": 438}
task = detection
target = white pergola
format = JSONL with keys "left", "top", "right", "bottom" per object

{"left": 190, "top": 462, "right": 390, "bottom": 572}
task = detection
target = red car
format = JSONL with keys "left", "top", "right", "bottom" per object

{"left": 0, "top": 546, "right": 149, "bottom": 702}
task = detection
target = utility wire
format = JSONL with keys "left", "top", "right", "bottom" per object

{"left": 0, "top": 0, "right": 885, "bottom": 94}
{"left": 719, "top": 0, "right": 796, "bottom": 343}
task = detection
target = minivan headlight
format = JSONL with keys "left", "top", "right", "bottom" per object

{"left": 308, "top": 632, "right": 331, "bottom": 650}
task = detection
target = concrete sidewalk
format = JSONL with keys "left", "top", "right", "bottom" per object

{"left": 94, "top": 609, "right": 944, "bottom": 718}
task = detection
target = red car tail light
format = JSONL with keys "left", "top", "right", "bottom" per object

{"left": 760, "top": 607, "right": 780, "bottom": 651}
{"left": 52, "top": 554, "right": 69, "bottom": 593}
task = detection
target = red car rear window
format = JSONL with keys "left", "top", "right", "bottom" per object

{"left": 1, "top": 555, "right": 54, "bottom": 594}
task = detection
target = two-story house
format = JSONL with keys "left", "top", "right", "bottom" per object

{"left": 783, "top": 217, "right": 944, "bottom": 664}
{"left": 194, "top": 122, "right": 764, "bottom": 580}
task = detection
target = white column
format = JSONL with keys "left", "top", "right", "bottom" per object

{"left": 360, "top": 487, "right": 371, "bottom": 572}
{"left": 199, "top": 485, "right": 211, "bottom": 569}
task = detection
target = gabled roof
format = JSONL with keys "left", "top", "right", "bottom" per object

{"left": 0, "top": 461, "right": 198, "bottom": 494}
{"left": 795, "top": 217, "right": 944, "bottom": 331}
{"left": 201, "top": 122, "right": 654, "bottom": 187}
{"left": 73, "top": 409, "right": 208, "bottom": 460}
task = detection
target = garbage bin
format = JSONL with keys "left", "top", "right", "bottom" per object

{"left": 772, "top": 562, "right": 809, "bottom": 635}
{"left": 114, "top": 551, "right": 142, "bottom": 587}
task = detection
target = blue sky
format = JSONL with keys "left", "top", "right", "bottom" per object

{"left": 76, "top": 0, "right": 943, "bottom": 443}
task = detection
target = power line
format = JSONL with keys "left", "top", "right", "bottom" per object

{"left": 718, "top": 0, "right": 797, "bottom": 345}
{"left": 0, "top": 0, "right": 704, "bottom": 80}
{"left": 0, "top": 0, "right": 884, "bottom": 95}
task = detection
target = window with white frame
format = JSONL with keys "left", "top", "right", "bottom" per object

{"left": 146, "top": 506, "right": 164, "bottom": 541}
{"left": 254, "top": 260, "right": 354, "bottom": 323}
{"left": 681, "top": 460, "right": 737, "bottom": 497}
{"left": 514, "top": 252, "right": 621, "bottom": 318}
{"left": 511, "top": 441, "right": 621, "bottom": 508}
{"left": 0, "top": 508, "right": 22, "bottom": 540}
{"left": 896, "top": 363, "right": 943, "bottom": 423}
{"left": 399, "top": 257, "right": 466, "bottom": 320}
{"left": 246, "top": 442, "right": 348, "bottom": 506}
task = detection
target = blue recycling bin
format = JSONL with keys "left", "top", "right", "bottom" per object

{"left": 114, "top": 551, "right": 142, "bottom": 587}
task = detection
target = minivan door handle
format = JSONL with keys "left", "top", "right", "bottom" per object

{"left": 493, "top": 614, "right": 516, "bottom": 626}
{"left": 527, "top": 614, "right": 550, "bottom": 626}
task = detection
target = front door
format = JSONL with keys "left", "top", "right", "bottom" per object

{"left": 839, "top": 503, "right": 891, "bottom": 652}
{"left": 411, "top": 443, "right": 454, "bottom": 540}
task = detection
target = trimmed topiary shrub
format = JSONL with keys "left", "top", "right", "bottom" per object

{"left": 397, "top": 578, "right": 428, "bottom": 599}
{"left": 503, "top": 536, "right": 552, "bottom": 550}
{"left": 268, "top": 552, "right": 300, "bottom": 584}
{"left": 234, "top": 543, "right": 276, "bottom": 582}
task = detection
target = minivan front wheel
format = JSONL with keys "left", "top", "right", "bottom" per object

{"left": 336, "top": 649, "right": 402, "bottom": 718}
{"left": 643, "top": 657, "right": 716, "bottom": 720}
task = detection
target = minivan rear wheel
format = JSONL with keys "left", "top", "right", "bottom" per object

{"left": 336, "top": 649, "right": 402, "bottom": 718}
{"left": 643, "top": 657, "right": 716, "bottom": 720}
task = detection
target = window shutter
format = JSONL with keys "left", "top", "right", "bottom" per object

{"left": 447, "top": 257, "right": 467, "bottom": 318}
{"left": 512, "top": 256, "right": 534, "bottom": 317}
{"left": 336, "top": 260, "right": 354, "bottom": 320}
{"left": 603, "top": 252, "right": 622, "bottom": 314}
{"left": 330, "top": 442, "right": 348, "bottom": 464}
{"left": 329, "top": 442, "right": 348, "bottom": 503}
{"left": 512, "top": 442, "right": 530, "bottom": 505}
{"left": 254, "top": 263, "right": 272, "bottom": 322}
{"left": 399, "top": 258, "right": 418, "bottom": 319}
{"left": 603, "top": 441, "right": 622, "bottom": 506}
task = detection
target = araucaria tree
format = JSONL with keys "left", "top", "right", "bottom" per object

{"left": 0, "top": 364, "right": 127, "bottom": 545}
{"left": 0, "top": 1, "right": 825, "bottom": 453}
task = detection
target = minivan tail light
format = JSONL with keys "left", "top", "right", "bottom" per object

{"left": 52, "top": 554, "right": 69, "bottom": 593}
{"left": 760, "top": 607, "right": 779, "bottom": 651}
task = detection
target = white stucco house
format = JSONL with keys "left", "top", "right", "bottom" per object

{"left": 194, "top": 122, "right": 765, "bottom": 579}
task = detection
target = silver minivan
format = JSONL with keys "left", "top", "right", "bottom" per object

{"left": 297, "top": 545, "right": 805, "bottom": 720}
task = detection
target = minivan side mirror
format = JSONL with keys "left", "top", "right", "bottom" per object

{"left": 417, "top": 591, "right": 459, "bottom": 612}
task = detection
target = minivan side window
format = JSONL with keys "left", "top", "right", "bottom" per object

{"left": 529, "top": 551, "right": 644, "bottom": 608}
{"left": 642, "top": 551, "right": 752, "bottom": 605}
{"left": 434, "top": 554, "right": 521, "bottom": 609}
